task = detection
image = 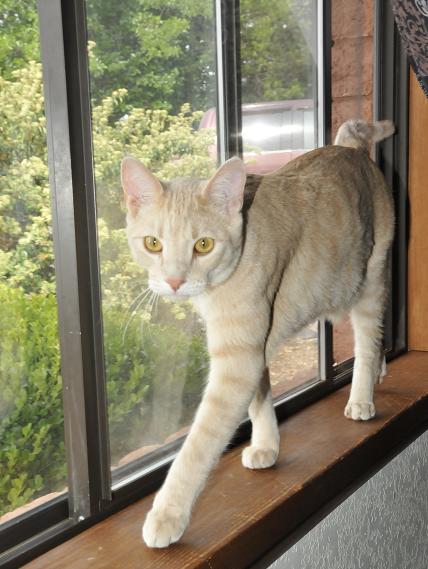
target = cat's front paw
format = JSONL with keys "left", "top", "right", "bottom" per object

{"left": 142, "top": 505, "right": 189, "bottom": 548}
{"left": 242, "top": 445, "right": 278, "bottom": 469}
{"left": 344, "top": 401, "right": 375, "bottom": 421}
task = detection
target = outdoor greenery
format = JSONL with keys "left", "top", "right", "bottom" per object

{"left": 240, "top": 0, "right": 316, "bottom": 102}
{"left": 0, "top": 0, "right": 314, "bottom": 517}
{"left": 0, "top": 60, "right": 213, "bottom": 517}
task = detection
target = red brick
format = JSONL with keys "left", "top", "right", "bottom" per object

{"left": 332, "top": 36, "right": 373, "bottom": 99}
{"left": 332, "top": 0, "right": 374, "bottom": 40}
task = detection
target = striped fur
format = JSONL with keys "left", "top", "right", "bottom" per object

{"left": 121, "top": 119, "right": 395, "bottom": 547}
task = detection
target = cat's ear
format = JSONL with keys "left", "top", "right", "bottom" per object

{"left": 121, "top": 157, "right": 163, "bottom": 216}
{"left": 203, "top": 157, "right": 246, "bottom": 216}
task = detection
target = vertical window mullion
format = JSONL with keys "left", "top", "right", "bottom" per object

{"left": 320, "top": 0, "right": 332, "bottom": 147}
{"left": 319, "top": 321, "right": 334, "bottom": 381}
{"left": 391, "top": 31, "right": 409, "bottom": 355}
{"left": 60, "top": 0, "right": 112, "bottom": 511}
{"left": 38, "top": 0, "right": 111, "bottom": 521}
{"left": 38, "top": 0, "right": 91, "bottom": 521}
{"left": 374, "top": 0, "right": 409, "bottom": 358}
{"left": 215, "top": 0, "right": 243, "bottom": 161}
{"left": 318, "top": 0, "right": 334, "bottom": 381}
{"left": 375, "top": 0, "right": 394, "bottom": 354}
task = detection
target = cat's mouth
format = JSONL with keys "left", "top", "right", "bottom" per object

{"left": 148, "top": 279, "right": 206, "bottom": 299}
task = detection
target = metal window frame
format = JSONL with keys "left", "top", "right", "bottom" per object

{"left": 37, "top": 0, "right": 112, "bottom": 522}
{"left": 374, "top": 0, "right": 409, "bottom": 359}
{"left": 58, "top": 0, "right": 112, "bottom": 511}
{"left": 215, "top": 0, "right": 243, "bottom": 162}
{"left": 0, "top": 0, "right": 409, "bottom": 567}
{"left": 0, "top": 0, "right": 111, "bottom": 566}
{"left": 318, "top": 0, "right": 334, "bottom": 384}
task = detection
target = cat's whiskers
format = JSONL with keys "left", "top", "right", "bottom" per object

{"left": 138, "top": 290, "right": 159, "bottom": 339}
{"left": 122, "top": 287, "right": 154, "bottom": 344}
{"left": 146, "top": 290, "right": 158, "bottom": 322}
{"left": 153, "top": 292, "right": 160, "bottom": 321}
{"left": 128, "top": 287, "right": 151, "bottom": 313}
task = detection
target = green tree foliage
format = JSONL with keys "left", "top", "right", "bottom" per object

{"left": 86, "top": 0, "right": 315, "bottom": 110}
{"left": 0, "top": 280, "right": 208, "bottom": 514}
{"left": 0, "top": 0, "right": 314, "bottom": 113}
{"left": 240, "top": 0, "right": 316, "bottom": 102}
{"left": 86, "top": 0, "right": 217, "bottom": 113}
{"left": 0, "top": 63, "right": 54, "bottom": 294}
{"left": 0, "top": 64, "right": 216, "bottom": 297}
{"left": 0, "top": 284, "right": 65, "bottom": 515}
{"left": 0, "top": 0, "right": 40, "bottom": 79}
{"left": 0, "top": 60, "right": 211, "bottom": 518}
{"left": 91, "top": 90, "right": 216, "bottom": 231}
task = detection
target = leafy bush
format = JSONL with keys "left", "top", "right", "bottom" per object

{"left": 0, "top": 284, "right": 65, "bottom": 515}
{"left": 0, "top": 282, "right": 208, "bottom": 515}
{"left": 105, "top": 304, "right": 208, "bottom": 463}
{"left": 0, "top": 63, "right": 211, "bottom": 517}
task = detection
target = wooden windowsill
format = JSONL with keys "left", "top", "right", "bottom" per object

{"left": 24, "top": 351, "right": 428, "bottom": 569}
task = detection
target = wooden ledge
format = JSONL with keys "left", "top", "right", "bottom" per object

{"left": 25, "top": 351, "right": 428, "bottom": 569}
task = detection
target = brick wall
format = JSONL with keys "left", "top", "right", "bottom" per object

{"left": 331, "top": 0, "right": 374, "bottom": 137}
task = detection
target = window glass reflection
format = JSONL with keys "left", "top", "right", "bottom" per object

{"left": 85, "top": 0, "right": 217, "bottom": 475}
{"left": 240, "top": 0, "right": 320, "bottom": 390}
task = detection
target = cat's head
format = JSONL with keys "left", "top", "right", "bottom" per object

{"left": 121, "top": 157, "right": 246, "bottom": 299}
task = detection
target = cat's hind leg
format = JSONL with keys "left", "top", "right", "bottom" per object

{"left": 242, "top": 368, "right": 280, "bottom": 469}
{"left": 345, "top": 266, "right": 387, "bottom": 421}
{"left": 375, "top": 354, "right": 387, "bottom": 384}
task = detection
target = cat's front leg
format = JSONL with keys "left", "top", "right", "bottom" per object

{"left": 143, "top": 316, "right": 267, "bottom": 548}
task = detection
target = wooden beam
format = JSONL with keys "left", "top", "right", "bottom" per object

{"left": 408, "top": 70, "right": 428, "bottom": 351}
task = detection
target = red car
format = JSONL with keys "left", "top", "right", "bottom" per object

{"left": 199, "top": 99, "right": 315, "bottom": 174}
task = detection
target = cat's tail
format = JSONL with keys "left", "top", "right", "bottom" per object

{"left": 334, "top": 119, "right": 395, "bottom": 151}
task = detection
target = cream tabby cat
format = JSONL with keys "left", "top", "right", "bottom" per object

{"left": 120, "top": 119, "right": 395, "bottom": 548}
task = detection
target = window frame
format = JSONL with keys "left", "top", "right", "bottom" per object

{"left": 0, "top": 0, "right": 409, "bottom": 566}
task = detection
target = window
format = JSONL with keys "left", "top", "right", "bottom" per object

{"left": 0, "top": 0, "right": 408, "bottom": 565}
{"left": 85, "top": 0, "right": 218, "bottom": 484}
{"left": 0, "top": 0, "right": 68, "bottom": 535}
{"left": 330, "top": 1, "right": 375, "bottom": 367}
{"left": 240, "top": 1, "right": 322, "bottom": 398}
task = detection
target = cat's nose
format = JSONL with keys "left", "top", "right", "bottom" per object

{"left": 165, "top": 277, "right": 185, "bottom": 292}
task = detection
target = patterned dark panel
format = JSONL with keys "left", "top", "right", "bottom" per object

{"left": 391, "top": 0, "right": 428, "bottom": 97}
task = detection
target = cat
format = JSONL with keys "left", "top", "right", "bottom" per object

{"left": 120, "top": 118, "right": 395, "bottom": 548}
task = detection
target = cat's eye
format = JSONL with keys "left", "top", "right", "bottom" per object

{"left": 144, "top": 236, "right": 163, "bottom": 253}
{"left": 194, "top": 237, "right": 215, "bottom": 255}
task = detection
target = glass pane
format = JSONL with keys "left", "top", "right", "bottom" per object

{"left": 331, "top": 3, "right": 374, "bottom": 365}
{"left": 270, "top": 322, "right": 318, "bottom": 398}
{"left": 240, "top": 0, "right": 320, "bottom": 393}
{"left": 0, "top": 1, "right": 67, "bottom": 523}
{"left": 85, "top": 0, "right": 217, "bottom": 477}
{"left": 240, "top": 0, "right": 318, "bottom": 174}
{"left": 333, "top": 317, "right": 354, "bottom": 365}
